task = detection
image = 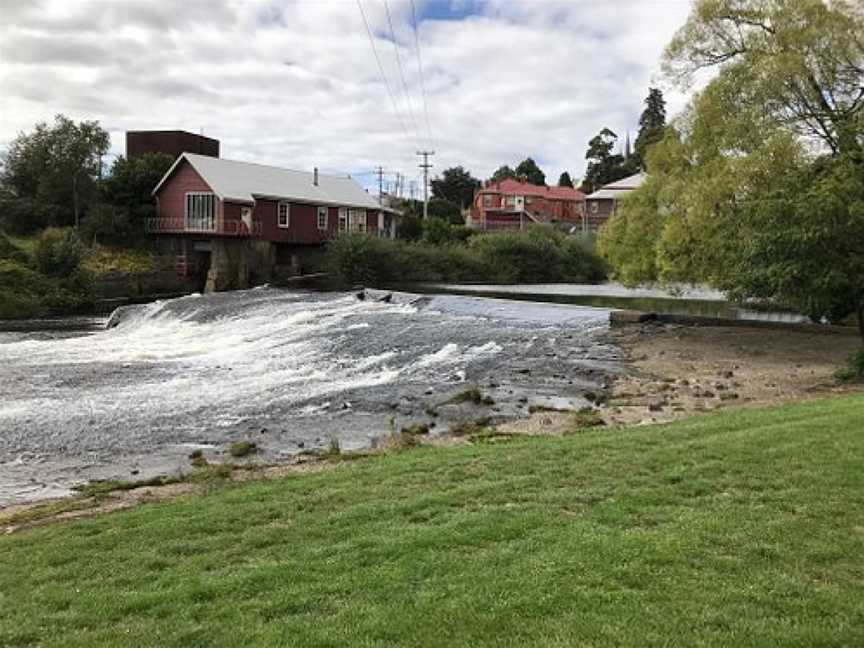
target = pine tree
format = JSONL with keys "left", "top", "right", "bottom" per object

{"left": 557, "top": 171, "right": 574, "bottom": 188}
{"left": 633, "top": 88, "right": 667, "bottom": 170}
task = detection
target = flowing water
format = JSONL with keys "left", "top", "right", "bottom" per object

{"left": 0, "top": 288, "right": 621, "bottom": 505}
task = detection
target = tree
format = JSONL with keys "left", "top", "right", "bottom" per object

{"left": 633, "top": 88, "right": 667, "bottom": 169}
{"left": 663, "top": 0, "right": 864, "bottom": 157}
{"left": 430, "top": 166, "right": 480, "bottom": 209}
{"left": 515, "top": 157, "right": 546, "bottom": 185}
{"left": 1, "top": 115, "right": 110, "bottom": 228}
{"left": 427, "top": 197, "right": 462, "bottom": 224}
{"left": 600, "top": 0, "right": 864, "bottom": 340}
{"left": 583, "top": 128, "right": 628, "bottom": 193}
{"left": 557, "top": 171, "right": 574, "bottom": 188}
{"left": 490, "top": 165, "right": 517, "bottom": 183}
{"left": 101, "top": 153, "right": 174, "bottom": 216}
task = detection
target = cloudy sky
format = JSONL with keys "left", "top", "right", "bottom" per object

{"left": 0, "top": 0, "right": 695, "bottom": 192}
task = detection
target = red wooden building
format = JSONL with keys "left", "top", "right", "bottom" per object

{"left": 469, "top": 179, "right": 586, "bottom": 231}
{"left": 149, "top": 153, "right": 396, "bottom": 289}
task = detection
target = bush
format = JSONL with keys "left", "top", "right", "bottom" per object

{"left": 835, "top": 349, "right": 864, "bottom": 383}
{"left": 0, "top": 195, "right": 67, "bottom": 235}
{"left": 34, "top": 227, "right": 87, "bottom": 277}
{"left": 324, "top": 227, "right": 607, "bottom": 286}
{"left": 0, "top": 231, "right": 28, "bottom": 263}
{"left": 79, "top": 203, "right": 145, "bottom": 247}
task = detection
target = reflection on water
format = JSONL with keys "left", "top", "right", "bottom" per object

{"left": 425, "top": 283, "right": 810, "bottom": 324}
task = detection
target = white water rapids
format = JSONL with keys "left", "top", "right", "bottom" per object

{"left": 0, "top": 288, "right": 619, "bottom": 505}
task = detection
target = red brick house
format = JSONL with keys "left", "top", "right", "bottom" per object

{"left": 149, "top": 153, "right": 396, "bottom": 290}
{"left": 468, "top": 179, "right": 586, "bottom": 231}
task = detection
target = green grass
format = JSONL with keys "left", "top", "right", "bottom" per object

{"left": 2, "top": 396, "right": 864, "bottom": 647}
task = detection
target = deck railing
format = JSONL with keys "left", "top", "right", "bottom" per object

{"left": 146, "top": 217, "right": 262, "bottom": 237}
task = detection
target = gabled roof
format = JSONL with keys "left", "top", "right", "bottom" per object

{"left": 586, "top": 172, "right": 646, "bottom": 200}
{"left": 481, "top": 178, "right": 586, "bottom": 201}
{"left": 153, "top": 153, "right": 383, "bottom": 210}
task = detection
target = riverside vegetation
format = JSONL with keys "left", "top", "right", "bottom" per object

{"left": 325, "top": 226, "right": 607, "bottom": 286}
{"left": 1, "top": 395, "right": 862, "bottom": 646}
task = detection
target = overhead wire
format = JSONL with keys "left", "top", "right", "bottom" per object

{"left": 382, "top": 0, "right": 424, "bottom": 151}
{"left": 409, "top": 0, "right": 435, "bottom": 151}
{"left": 355, "top": 0, "right": 414, "bottom": 150}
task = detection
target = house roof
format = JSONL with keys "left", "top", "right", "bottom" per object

{"left": 586, "top": 172, "right": 646, "bottom": 200}
{"left": 481, "top": 178, "right": 586, "bottom": 201}
{"left": 153, "top": 153, "right": 384, "bottom": 210}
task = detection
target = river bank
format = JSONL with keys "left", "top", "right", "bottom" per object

{"left": 3, "top": 308, "right": 861, "bottom": 531}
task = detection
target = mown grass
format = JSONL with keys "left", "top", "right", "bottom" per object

{"left": 1, "top": 396, "right": 863, "bottom": 647}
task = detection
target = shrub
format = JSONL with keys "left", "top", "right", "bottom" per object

{"left": 229, "top": 441, "right": 258, "bottom": 458}
{"left": 835, "top": 349, "right": 864, "bottom": 383}
{"left": 0, "top": 231, "right": 28, "bottom": 263}
{"left": 34, "top": 227, "right": 86, "bottom": 277}
{"left": 324, "top": 228, "right": 607, "bottom": 287}
{"left": 79, "top": 203, "right": 144, "bottom": 247}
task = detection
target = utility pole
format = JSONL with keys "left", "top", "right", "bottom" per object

{"left": 416, "top": 150, "right": 434, "bottom": 219}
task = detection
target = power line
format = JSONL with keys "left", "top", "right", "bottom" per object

{"left": 410, "top": 0, "right": 434, "bottom": 150}
{"left": 382, "top": 0, "right": 423, "bottom": 150}
{"left": 356, "top": 0, "right": 412, "bottom": 146}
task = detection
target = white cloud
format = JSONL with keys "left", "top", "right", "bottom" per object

{"left": 0, "top": 0, "right": 695, "bottom": 191}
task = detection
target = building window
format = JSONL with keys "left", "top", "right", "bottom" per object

{"left": 317, "top": 206, "right": 328, "bottom": 230}
{"left": 348, "top": 208, "right": 366, "bottom": 233}
{"left": 185, "top": 193, "right": 216, "bottom": 230}
{"left": 278, "top": 202, "right": 290, "bottom": 228}
{"left": 483, "top": 195, "right": 492, "bottom": 208}
{"left": 338, "top": 208, "right": 348, "bottom": 233}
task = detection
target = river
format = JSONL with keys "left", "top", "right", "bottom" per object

{"left": 0, "top": 287, "right": 621, "bottom": 505}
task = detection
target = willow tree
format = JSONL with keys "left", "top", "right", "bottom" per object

{"left": 599, "top": 0, "right": 864, "bottom": 337}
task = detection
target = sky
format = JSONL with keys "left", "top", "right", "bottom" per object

{"left": 0, "top": 0, "right": 696, "bottom": 193}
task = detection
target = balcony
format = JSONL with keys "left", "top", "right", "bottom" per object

{"left": 146, "top": 216, "right": 261, "bottom": 237}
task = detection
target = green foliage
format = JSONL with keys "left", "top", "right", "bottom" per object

{"left": 325, "top": 228, "right": 606, "bottom": 286}
{"left": 633, "top": 88, "right": 667, "bottom": 170}
{"left": 229, "top": 441, "right": 258, "bottom": 458}
{"left": 101, "top": 153, "right": 174, "bottom": 213}
{"left": 601, "top": 0, "right": 864, "bottom": 339}
{"left": 34, "top": 227, "right": 86, "bottom": 277}
{"left": 82, "top": 244, "right": 156, "bottom": 276}
{"left": 514, "top": 157, "right": 546, "bottom": 185}
{"left": 426, "top": 197, "right": 462, "bottom": 224}
{"left": 664, "top": 0, "right": 864, "bottom": 157}
{"left": 490, "top": 165, "right": 517, "bottom": 183}
{"left": 557, "top": 171, "right": 574, "bottom": 188}
{"left": 430, "top": 166, "right": 481, "bottom": 209}
{"left": 468, "top": 227, "right": 607, "bottom": 284}
{"left": 835, "top": 349, "right": 864, "bottom": 383}
{"left": 422, "top": 216, "right": 454, "bottom": 245}
{"left": 583, "top": 128, "right": 629, "bottom": 193}
{"left": 0, "top": 114, "right": 110, "bottom": 227}
{"left": 79, "top": 203, "right": 143, "bottom": 247}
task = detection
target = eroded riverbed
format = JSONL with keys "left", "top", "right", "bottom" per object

{"left": 0, "top": 288, "right": 622, "bottom": 505}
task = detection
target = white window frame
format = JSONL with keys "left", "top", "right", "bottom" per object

{"left": 184, "top": 192, "right": 216, "bottom": 231}
{"left": 278, "top": 201, "right": 290, "bottom": 228}
{"left": 317, "top": 206, "right": 328, "bottom": 230}
{"left": 348, "top": 208, "right": 366, "bottom": 233}
{"left": 338, "top": 208, "right": 348, "bottom": 233}
{"left": 483, "top": 194, "right": 492, "bottom": 208}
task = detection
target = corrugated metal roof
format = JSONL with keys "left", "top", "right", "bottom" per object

{"left": 154, "top": 153, "right": 383, "bottom": 210}
{"left": 585, "top": 172, "right": 647, "bottom": 200}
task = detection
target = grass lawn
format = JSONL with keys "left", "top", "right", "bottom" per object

{"left": 2, "top": 396, "right": 863, "bottom": 647}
